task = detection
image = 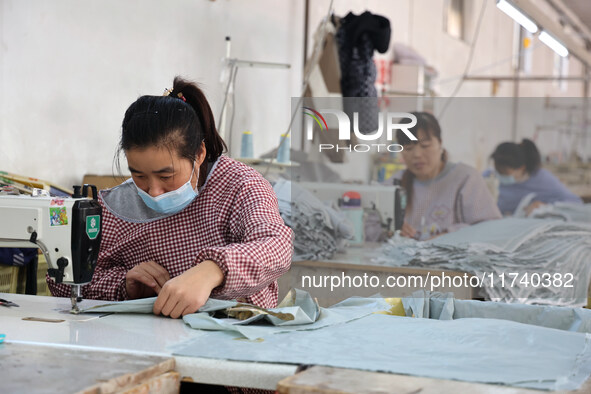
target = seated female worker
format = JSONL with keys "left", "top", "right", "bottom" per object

{"left": 49, "top": 77, "right": 293, "bottom": 318}
{"left": 394, "top": 112, "right": 502, "bottom": 240}
{"left": 491, "top": 139, "right": 582, "bottom": 216}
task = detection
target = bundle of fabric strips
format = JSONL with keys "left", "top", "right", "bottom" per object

{"left": 273, "top": 179, "right": 354, "bottom": 260}
{"left": 374, "top": 218, "right": 591, "bottom": 307}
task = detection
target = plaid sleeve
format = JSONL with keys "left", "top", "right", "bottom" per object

{"left": 196, "top": 177, "right": 293, "bottom": 301}
{"left": 46, "top": 276, "right": 72, "bottom": 297}
{"left": 82, "top": 259, "right": 129, "bottom": 301}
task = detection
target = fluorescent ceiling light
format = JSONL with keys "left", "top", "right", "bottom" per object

{"left": 539, "top": 31, "right": 569, "bottom": 57}
{"left": 496, "top": 0, "right": 538, "bottom": 34}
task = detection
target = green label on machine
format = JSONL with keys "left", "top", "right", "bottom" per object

{"left": 86, "top": 215, "right": 100, "bottom": 240}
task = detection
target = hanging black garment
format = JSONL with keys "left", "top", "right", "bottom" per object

{"left": 335, "top": 11, "right": 391, "bottom": 134}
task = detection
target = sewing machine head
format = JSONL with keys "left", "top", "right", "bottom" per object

{"left": 0, "top": 184, "right": 102, "bottom": 313}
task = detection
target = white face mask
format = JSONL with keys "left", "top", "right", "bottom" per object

{"left": 496, "top": 172, "right": 516, "bottom": 185}
{"left": 134, "top": 164, "right": 199, "bottom": 214}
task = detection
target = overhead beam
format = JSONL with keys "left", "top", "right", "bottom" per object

{"left": 512, "top": 0, "right": 591, "bottom": 67}
{"left": 547, "top": 0, "right": 591, "bottom": 45}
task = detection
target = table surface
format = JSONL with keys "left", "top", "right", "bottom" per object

{"left": 0, "top": 342, "right": 176, "bottom": 394}
{"left": 0, "top": 292, "right": 297, "bottom": 390}
{"left": 3, "top": 291, "right": 589, "bottom": 393}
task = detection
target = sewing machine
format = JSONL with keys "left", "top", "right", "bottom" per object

{"left": 0, "top": 185, "right": 102, "bottom": 312}
{"left": 298, "top": 182, "right": 406, "bottom": 233}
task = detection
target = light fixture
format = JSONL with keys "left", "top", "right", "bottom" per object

{"left": 539, "top": 31, "right": 569, "bottom": 57}
{"left": 496, "top": 0, "right": 538, "bottom": 34}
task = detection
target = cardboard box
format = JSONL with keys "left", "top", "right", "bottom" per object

{"left": 82, "top": 174, "right": 129, "bottom": 191}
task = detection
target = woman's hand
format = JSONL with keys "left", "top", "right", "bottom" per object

{"left": 153, "top": 260, "right": 224, "bottom": 319}
{"left": 525, "top": 200, "right": 546, "bottom": 216}
{"left": 400, "top": 222, "right": 418, "bottom": 239}
{"left": 125, "top": 261, "right": 171, "bottom": 299}
{"left": 425, "top": 229, "right": 448, "bottom": 240}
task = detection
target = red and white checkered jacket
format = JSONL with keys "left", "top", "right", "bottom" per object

{"left": 48, "top": 156, "right": 293, "bottom": 308}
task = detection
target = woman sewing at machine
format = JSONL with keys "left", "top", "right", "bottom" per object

{"left": 395, "top": 112, "right": 502, "bottom": 240}
{"left": 491, "top": 139, "right": 582, "bottom": 216}
{"left": 49, "top": 76, "right": 293, "bottom": 318}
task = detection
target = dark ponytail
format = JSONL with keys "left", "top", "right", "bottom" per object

{"left": 118, "top": 76, "right": 226, "bottom": 169}
{"left": 519, "top": 138, "right": 541, "bottom": 174}
{"left": 491, "top": 139, "right": 540, "bottom": 175}
{"left": 396, "top": 112, "right": 446, "bottom": 211}
{"left": 168, "top": 76, "right": 227, "bottom": 162}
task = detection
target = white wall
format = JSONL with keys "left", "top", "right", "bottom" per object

{"left": 1, "top": 0, "right": 589, "bottom": 188}
{"left": 0, "top": 0, "right": 304, "bottom": 188}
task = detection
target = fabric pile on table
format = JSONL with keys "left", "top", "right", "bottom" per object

{"left": 272, "top": 179, "right": 354, "bottom": 260}
{"left": 171, "top": 291, "right": 591, "bottom": 391}
{"left": 374, "top": 218, "right": 591, "bottom": 307}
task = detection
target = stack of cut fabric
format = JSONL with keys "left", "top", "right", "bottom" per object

{"left": 374, "top": 218, "right": 591, "bottom": 307}
{"left": 273, "top": 179, "right": 354, "bottom": 261}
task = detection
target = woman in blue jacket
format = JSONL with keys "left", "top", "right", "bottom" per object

{"left": 491, "top": 139, "right": 582, "bottom": 216}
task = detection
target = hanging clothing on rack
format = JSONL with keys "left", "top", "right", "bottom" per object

{"left": 335, "top": 11, "right": 391, "bottom": 134}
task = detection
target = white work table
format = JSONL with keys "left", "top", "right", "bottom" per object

{"left": 0, "top": 293, "right": 298, "bottom": 391}
{"left": 3, "top": 292, "right": 590, "bottom": 393}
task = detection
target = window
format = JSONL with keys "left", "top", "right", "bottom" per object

{"left": 554, "top": 54, "right": 569, "bottom": 91}
{"left": 445, "top": 0, "right": 465, "bottom": 40}
{"left": 513, "top": 26, "right": 533, "bottom": 74}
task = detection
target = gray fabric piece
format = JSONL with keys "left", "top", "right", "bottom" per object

{"left": 183, "top": 295, "right": 383, "bottom": 340}
{"left": 375, "top": 218, "right": 591, "bottom": 306}
{"left": 404, "top": 290, "right": 591, "bottom": 333}
{"left": 183, "top": 288, "right": 322, "bottom": 339}
{"left": 429, "top": 217, "right": 551, "bottom": 252}
{"left": 80, "top": 289, "right": 320, "bottom": 321}
{"left": 172, "top": 312, "right": 591, "bottom": 391}
{"left": 100, "top": 159, "right": 219, "bottom": 223}
{"left": 79, "top": 296, "right": 236, "bottom": 314}
{"left": 402, "top": 290, "right": 455, "bottom": 319}
{"left": 79, "top": 296, "right": 155, "bottom": 313}
{"left": 81, "top": 289, "right": 387, "bottom": 341}
{"left": 530, "top": 202, "right": 591, "bottom": 223}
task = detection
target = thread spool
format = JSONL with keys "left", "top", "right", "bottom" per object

{"left": 277, "top": 134, "right": 290, "bottom": 163}
{"left": 240, "top": 131, "right": 253, "bottom": 158}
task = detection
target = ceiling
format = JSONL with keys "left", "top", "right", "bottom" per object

{"left": 550, "top": 0, "right": 591, "bottom": 47}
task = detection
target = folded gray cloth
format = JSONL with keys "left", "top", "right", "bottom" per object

{"left": 273, "top": 179, "right": 354, "bottom": 260}
{"left": 403, "top": 290, "right": 591, "bottom": 333}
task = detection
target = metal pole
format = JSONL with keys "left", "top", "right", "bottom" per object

{"left": 302, "top": 0, "right": 310, "bottom": 152}
{"left": 511, "top": 29, "right": 523, "bottom": 142}
{"left": 583, "top": 66, "right": 590, "bottom": 161}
